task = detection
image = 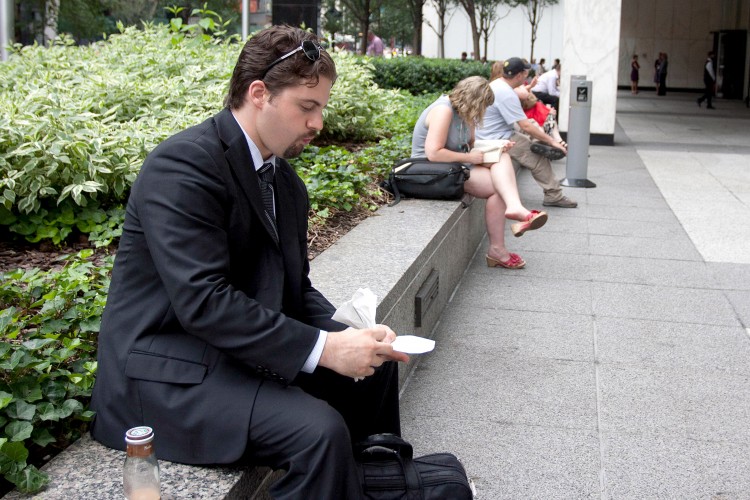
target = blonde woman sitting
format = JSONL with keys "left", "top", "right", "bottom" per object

{"left": 411, "top": 76, "right": 547, "bottom": 269}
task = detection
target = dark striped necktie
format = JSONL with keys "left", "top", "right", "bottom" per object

{"left": 257, "top": 162, "right": 278, "bottom": 240}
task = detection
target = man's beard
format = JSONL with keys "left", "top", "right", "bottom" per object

{"left": 282, "top": 135, "right": 315, "bottom": 159}
{"left": 282, "top": 143, "right": 306, "bottom": 159}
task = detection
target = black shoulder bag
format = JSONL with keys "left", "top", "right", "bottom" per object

{"left": 355, "top": 433, "right": 475, "bottom": 499}
{"left": 382, "top": 158, "right": 470, "bottom": 206}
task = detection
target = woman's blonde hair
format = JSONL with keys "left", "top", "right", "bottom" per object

{"left": 490, "top": 60, "right": 505, "bottom": 81}
{"left": 448, "top": 76, "right": 495, "bottom": 125}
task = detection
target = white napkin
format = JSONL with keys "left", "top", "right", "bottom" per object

{"left": 332, "top": 288, "right": 377, "bottom": 329}
{"left": 391, "top": 335, "right": 435, "bottom": 354}
{"left": 331, "top": 288, "right": 436, "bottom": 380}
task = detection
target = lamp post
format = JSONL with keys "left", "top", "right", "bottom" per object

{"left": 0, "top": 0, "right": 13, "bottom": 62}
{"left": 242, "top": 0, "right": 249, "bottom": 39}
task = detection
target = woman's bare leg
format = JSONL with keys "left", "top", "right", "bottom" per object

{"left": 488, "top": 153, "right": 531, "bottom": 221}
{"left": 464, "top": 168, "right": 512, "bottom": 262}
{"left": 484, "top": 193, "right": 512, "bottom": 262}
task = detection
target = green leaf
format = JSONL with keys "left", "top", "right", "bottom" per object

{"left": 36, "top": 402, "right": 60, "bottom": 422}
{"left": 31, "top": 428, "right": 56, "bottom": 448}
{"left": 6, "top": 400, "right": 36, "bottom": 421}
{"left": 0, "top": 391, "right": 13, "bottom": 410}
{"left": 6, "top": 464, "right": 50, "bottom": 493}
{"left": 21, "top": 338, "right": 56, "bottom": 350}
{"left": 5, "top": 421, "right": 34, "bottom": 442}
{"left": 0, "top": 441, "right": 28, "bottom": 471}
{"left": 59, "top": 399, "right": 83, "bottom": 418}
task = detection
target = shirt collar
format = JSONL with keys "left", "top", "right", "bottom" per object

{"left": 231, "top": 111, "right": 276, "bottom": 171}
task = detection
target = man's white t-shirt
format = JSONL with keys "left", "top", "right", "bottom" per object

{"left": 532, "top": 69, "right": 560, "bottom": 97}
{"left": 476, "top": 79, "right": 527, "bottom": 141}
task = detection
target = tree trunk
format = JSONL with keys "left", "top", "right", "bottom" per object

{"left": 438, "top": 16, "right": 445, "bottom": 58}
{"left": 43, "top": 0, "right": 60, "bottom": 44}
{"left": 469, "top": 16, "right": 480, "bottom": 59}
{"left": 412, "top": 13, "right": 422, "bottom": 55}
{"left": 527, "top": 0, "right": 540, "bottom": 64}
{"left": 361, "top": 21, "right": 369, "bottom": 55}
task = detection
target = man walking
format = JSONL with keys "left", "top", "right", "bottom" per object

{"left": 477, "top": 57, "right": 577, "bottom": 208}
{"left": 90, "top": 25, "right": 409, "bottom": 499}
{"left": 697, "top": 51, "right": 717, "bottom": 109}
{"left": 366, "top": 31, "right": 384, "bottom": 56}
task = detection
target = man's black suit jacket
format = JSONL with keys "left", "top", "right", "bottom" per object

{"left": 90, "top": 108, "right": 345, "bottom": 464}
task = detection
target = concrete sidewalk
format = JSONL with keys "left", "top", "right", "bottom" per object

{"left": 399, "top": 91, "right": 750, "bottom": 499}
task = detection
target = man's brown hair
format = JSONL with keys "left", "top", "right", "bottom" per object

{"left": 224, "top": 25, "right": 337, "bottom": 110}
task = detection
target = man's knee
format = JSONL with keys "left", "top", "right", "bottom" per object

{"left": 299, "top": 399, "right": 352, "bottom": 448}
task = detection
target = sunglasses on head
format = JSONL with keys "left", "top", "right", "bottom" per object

{"left": 262, "top": 40, "right": 323, "bottom": 78}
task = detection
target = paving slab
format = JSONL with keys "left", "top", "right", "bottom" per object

{"left": 589, "top": 255, "right": 714, "bottom": 288}
{"left": 595, "top": 316, "right": 750, "bottom": 373}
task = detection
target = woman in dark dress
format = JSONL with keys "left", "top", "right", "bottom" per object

{"left": 630, "top": 54, "right": 640, "bottom": 94}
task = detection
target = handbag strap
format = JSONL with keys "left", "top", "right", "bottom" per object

{"left": 355, "top": 433, "right": 413, "bottom": 460}
{"left": 356, "top": 437, "right": 424, "bottom": 500}
{"left": 388, "top": 168, "right": 402, "bottom": 207}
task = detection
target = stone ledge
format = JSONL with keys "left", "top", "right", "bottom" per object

{"left": 3, "top": 197, "right": 486, "bottom": 499}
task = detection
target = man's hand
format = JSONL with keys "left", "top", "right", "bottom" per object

{"left": 318, "top": 325, "right": 410, "bottom": 378}
{"left": 551, "top": 139, "right": 567, "bottom": 154}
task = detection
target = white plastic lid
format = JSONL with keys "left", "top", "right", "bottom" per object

{"left": 125, "top": 426, "right": 154, "bottom": 445}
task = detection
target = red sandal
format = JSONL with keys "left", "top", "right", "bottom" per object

{"left": 486, "top": 253, "right": 526, "bottom": 269}
{"left": 511, "top": 210, "right": 548, "bottom": 237}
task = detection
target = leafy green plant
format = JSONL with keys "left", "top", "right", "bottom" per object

{"left": 0, "top": 23, "right": 420, "bottom": 246}
{"left": 369, "top": 57, "right": 491, "bottom": 95}
{"left": 164, "top": 4, "right": 238, "bottom": 45}
{"left": 0, "top": 250, "right": 112, "bottom": 492}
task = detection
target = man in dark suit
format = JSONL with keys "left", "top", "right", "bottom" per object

{"left": 697, "top": 51, "right": 717, "bottom": 109}
{"left": 90, "top": 25, "right": 409, "bottom": 499}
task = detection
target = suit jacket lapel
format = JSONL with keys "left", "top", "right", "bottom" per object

{"left": 215, "top": 109, "right": 280, "bottom": 247}
{"left": 274, "top": 163, "right": 303, "bottom": 279}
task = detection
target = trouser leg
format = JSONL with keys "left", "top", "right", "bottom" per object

{"left": 240, "top": 362, "right": 400, "bottom": 499}
{"left": 510, "top": 132, "right": 562, "bottom": 203}
{"left": 242, "top": 380, "right": 364, "bottom": 500}
{"left": 295, "top": 361, "right": 401, "bottom": 443}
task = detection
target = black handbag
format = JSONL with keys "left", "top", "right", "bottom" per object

{"left": 382, "top": 158, "right": 470, "bottom": 206}
{"left": 355, "top": 433, "right": 475, "bottom": 499}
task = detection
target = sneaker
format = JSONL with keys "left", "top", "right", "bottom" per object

{"left": 530, "top": 142, "right": 566, "bottom": 161}
{"left": 543, "top": 196, "right": 578, "bottom": 208}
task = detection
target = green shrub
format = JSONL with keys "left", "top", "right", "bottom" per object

{"left": 320, "top": 55, "right": 410, "bottom": 142}
{"left": 0, "top": 24, "right": 410, "bottom": 245}
{"left": 0, "top": 250, "right": 111, "bottom": 492}
{"left": 370, "top": 57, "right": 491, "bottom": 95}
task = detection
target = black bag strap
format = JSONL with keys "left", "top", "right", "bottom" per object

{"left": 355, "top": 434, "right": 424, "bottom": 500}
{"left": 388, "top": 168, "right": 402, "bottom": 207}
{"left": 354, "top": 433, "right": 413, "bottom": 459}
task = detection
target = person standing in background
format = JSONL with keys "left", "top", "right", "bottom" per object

{"left": 697, "top": 51, "right": 717, "bottom": 109}
{"left": 630, "top": 54, "right": 640, "bottom": 94}
{"left": 366, "top": 31, "right": 384, "bottom": 57}
{"left": 654, "top": 53, "right": 662, "bottom": 94}
{"left": 657, "top": 52, "right": 668, "bottom": 96}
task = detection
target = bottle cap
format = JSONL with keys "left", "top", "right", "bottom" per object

{"left": 125, "top": 426, "right": 154, "bottom": 445}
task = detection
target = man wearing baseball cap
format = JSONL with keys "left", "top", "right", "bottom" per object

{"left": 477, "top": 57, "right": 577, "bottom": 208}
